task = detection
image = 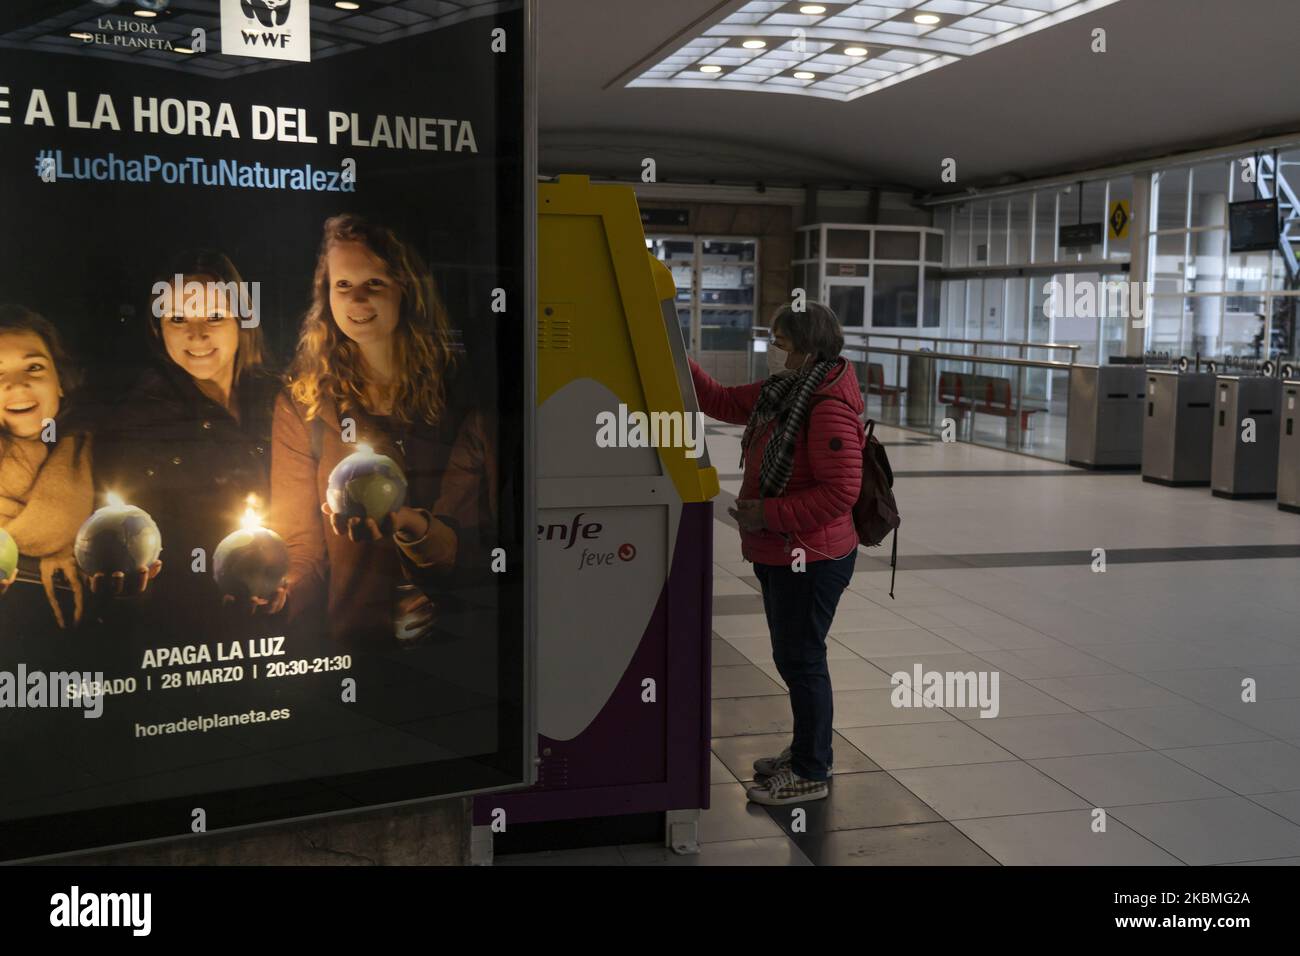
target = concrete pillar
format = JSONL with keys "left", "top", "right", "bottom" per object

{"left": 56, "top": 799, "right": 470, "bottom": 866}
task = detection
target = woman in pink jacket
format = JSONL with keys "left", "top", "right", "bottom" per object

{"left": 689, "top": 303, "right": 863, "bottom": 806}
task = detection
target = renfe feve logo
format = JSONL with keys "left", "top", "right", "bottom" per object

{"left": 50, "top": 886, "right": 151, "bottom": 936}
{"left": 221, "top": 0, "right": 311, "bottom": 63}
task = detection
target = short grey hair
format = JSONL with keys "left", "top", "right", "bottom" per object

{"left": 771, "top": 302, "right": 843, "bottom": 361}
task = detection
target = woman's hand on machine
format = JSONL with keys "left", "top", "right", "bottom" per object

{"left": 87, "top": 560, "right": 162, "bottom": 597}
{"left": 321, "top": 502, "right": 430, "bottom": 543}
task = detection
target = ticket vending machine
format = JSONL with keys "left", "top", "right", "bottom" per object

{"left": 1210, "top": 375, "right": 1282, "bottom": 499}
{"left": 1280, "top": 381, "right": 1300, "bottom": 514}
{"left": 472, "top": 176, "right": 720, "bottom": 860}
{"left": 1142, "top": 369, "right": 1215, "bottom": 486}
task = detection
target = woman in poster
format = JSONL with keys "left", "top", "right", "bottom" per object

{"left": 0, "top": 305, "right": 93, "bottom": 630}
{"left": 90, "top": 250, "right": 282, "bottom": 636}
{"left": 270, "top": 214, "right": 496, "bottom": 645}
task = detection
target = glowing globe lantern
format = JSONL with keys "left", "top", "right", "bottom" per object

{"left": 74, "top": 492, "right": 163, "bottom": 577}
{"left": 0, "top": 527, "right": 17, "bottom": 584}
{"left": 326, "top": 443, "right": 407, "bottom": 522}
{"left": 213, "top": 496, "right": 289, "bottom": 602}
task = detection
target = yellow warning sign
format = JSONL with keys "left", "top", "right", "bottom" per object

{"left": 1108, "top": 199, "right": 1131, "bottom": 240}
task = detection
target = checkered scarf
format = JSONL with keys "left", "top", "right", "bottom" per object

{"left": 741, "top": 358, "right": 837, "bottom": 498}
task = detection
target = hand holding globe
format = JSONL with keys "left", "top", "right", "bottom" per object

{"left": 323, "top": 444, "right": 424, "bottom": 543}
{"left": 75, "top": 493, "right": 163, "bottom": 596}
{"left": 0, "top": 527, "right": 18, "bottom": 596}
{"left": 216, "top": 496, "right": 290, "bottom": 615}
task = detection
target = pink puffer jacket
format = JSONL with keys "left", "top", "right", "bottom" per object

{"left": 690, "top": 357, "right": 864, "bottom": 566}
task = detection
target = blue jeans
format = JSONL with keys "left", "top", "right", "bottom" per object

{"left": 753, "top": 549, "right": 857, "bottom": 782}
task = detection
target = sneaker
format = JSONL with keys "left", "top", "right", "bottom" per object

{"left": 753, "top": 747, "right": 832, "bottom": 779}
{"left": 746, "top": 768, "right": 829, "bottom": 806}
{"left": 752, "top": 746, "right": 792, "bottom": 778}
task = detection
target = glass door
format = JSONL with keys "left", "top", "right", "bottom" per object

{"left": 647, "top": 236, "right": 696, "bottom": 349}
{"left": 825, "top": 277, "right": 870, "bottom": 328}
{"left": 698, "top": 238, "right": 758, "bottom": 352}
{"left": 647, "top": 236, "right": 759, "bottom": 359}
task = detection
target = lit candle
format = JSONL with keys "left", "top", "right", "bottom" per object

{"left": 213, "top": 495, "right": 289, "bottom": 601}
{"left": 326, "top": 442, "right": 408, "bottom": 521}
{"left": 74, "top": 491, "right": 163, "bottom": 576}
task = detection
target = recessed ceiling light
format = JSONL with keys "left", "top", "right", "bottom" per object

{"left": 629, "top": 0, "right": 1125, "bottom": 102}
{"left": 69, "top": 32, "right": 93, "bottom": 40}
{"left": 175, "top": 47, "right": 194, "bottom": 55}
{"left": 335, "top": 1, "right": 361, "bottom": 9}
{"left": 134, "top": 9, "right": 158, "bottom": 16}
{"left": 742, "top": 39, "right": 767, "bottom": 49}
{"left": 794, "top": 71, "right": 815, "bottom": 80}
{"left": 699, "top": 64, "right": 723, "bottom": 73}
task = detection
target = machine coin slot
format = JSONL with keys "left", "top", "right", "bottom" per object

{"left": 1219, "top": 411, "right": 1225, "bottom": 427}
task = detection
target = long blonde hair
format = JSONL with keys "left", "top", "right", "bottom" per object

{"left": 288, "top": 215, "right": 456, "bottom": 425}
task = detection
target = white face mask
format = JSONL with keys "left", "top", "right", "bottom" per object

{"left": 765, "top": 345, "right": 789, "bottom": 374}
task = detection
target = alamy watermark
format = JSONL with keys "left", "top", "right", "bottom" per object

{"left": 891, "top": 664, "right": 1000, "bottom": 718}
{"left": 0, "top": 664, "right": 106, "bottom": 718}
{"left": 595, "top": 404, "right": 705, "bottom": 459}
{"left": 151, "top": 274, "right": 260, "bottom": 328}
{"left": 1045, "top": 274, "right": 1149, "bottom": 327}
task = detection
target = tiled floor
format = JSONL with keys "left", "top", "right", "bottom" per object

{"left": 502, "top": 420, "right": 1300, "bottom": 866}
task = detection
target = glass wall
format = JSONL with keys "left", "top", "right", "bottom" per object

{"left": 792, "top": 224, "right": 945, "bottom": 330}
{"left": 940, "top": 176, "right": 1135, "bottom": 365}
{"left": 647, "top": 235, "right": 759, "bottom": 354}
{"left": 1147, "top": 149, "right": 1298, "bottom": 361}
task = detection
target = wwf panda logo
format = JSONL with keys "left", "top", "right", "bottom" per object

{"left": 241, "top": 0, "right": 291, "bottom": 28}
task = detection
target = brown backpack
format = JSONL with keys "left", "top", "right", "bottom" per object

{"left": 807, "top": 400, "right": 902, "bottom": 598}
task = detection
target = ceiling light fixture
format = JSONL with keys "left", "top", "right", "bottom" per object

{"left": 630, "top": 0, "right": 1125, "bottom": 102}
{"left": 794, "top": 71, "right": 815, "bottom": 79}
{"left": 69, "top": 32, "right": 93, "bottom": 40}
{"left": 134, "top": 9, "right": 158, "bottom": 16}
{"left": 335, "top": 1, "right": 362, "bottom": 9}
{"left": 699, "top": 64, "right": 723, "bottom": 73}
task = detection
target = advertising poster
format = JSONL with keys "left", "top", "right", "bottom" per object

{"left": 0, "top": 0, "right": 532, "bottom": 861}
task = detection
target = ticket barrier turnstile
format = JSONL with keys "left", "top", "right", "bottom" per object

{"left": 1279, "top": 380, "right": 1300, "bottom": 514}
{"left": 1210, "top": 375, "right": 1282, "bottom": 499}
{"left": 1141, "top": 370, "right": 1215, "bottom": 486}
{"left": 1066, "top": 365, "right": 1146, "bottom": 469}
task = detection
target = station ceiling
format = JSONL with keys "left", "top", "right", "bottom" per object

{"left": 539, "top": 0, "right": 1300, "bottom": 194}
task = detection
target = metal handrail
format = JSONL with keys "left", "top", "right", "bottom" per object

{"left": 856, "top": 333, "right": 1080, "bottom": 354}
{"left": 751, "top": 326, "right": 1081, "bottom": 353}
{"left": 843, "top": 345, "right": 1075, "bottom": 370}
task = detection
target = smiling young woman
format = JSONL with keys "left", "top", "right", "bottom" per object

{"left": 270, "top": 214, "right": 497, "bottom": 646}
{"left": 88, "top": 250, "right": 282, "bottom": 637}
